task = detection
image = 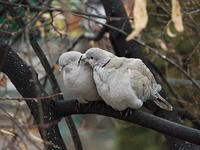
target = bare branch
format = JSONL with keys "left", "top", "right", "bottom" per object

{"left": 0, "top": 106, "right": 43, "bottom": 150}
{"left": 100, "top": 0, "right": 199, "bottom": 149}
{"left": 29, "top": 34, "right": 83, "bottom": 150}
{"left": 0, "top": 93, "right": 63, "bottom": 101}
{"left": 177, "top": 108, "right": 200, "bottom": 130}
{"left": 0, "top": 41, "right": 67, "bottom": 150}
{"left": 82, "top": 15, "right": 200, "bottom": 90}
{"left": 55, "top": 100, "right": 200, "bottom": 146}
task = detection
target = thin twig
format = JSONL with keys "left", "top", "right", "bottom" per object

{"left": 0, "top": 0, "right": 132, "bottom": 22}
{"left": 78, "top": 15, "right": 200, "bottom": 90}
{"left": 0, "top": 0, "right": 60, "bottom": 12}
{"left": 74, "top": 13, "right": 127, "bottom": 35}
{"left": 0, "top": 93, "right": 63, "bottom": 101}
{"left": 0, "top": 106, "right": 43, "bottom": 150}
{"left": 144, "top": 45, "right": 200, "bottom": 90}
{"left": 1, "top": 9, "right": 68, "bottom": 150}
{"left": 185, "top": 41, "right": 200, "bottom": 64}
{"left": 65, "top": 35, "right": 84, "bottom": 53}
{"left": 72, "top": 11, "right": 132, "bottom": 21}
{"left": 176, "top": 108, "right": 200, "bottom": 129}
{"left": 49, "top": 12, "right": 65, "bottom": 37}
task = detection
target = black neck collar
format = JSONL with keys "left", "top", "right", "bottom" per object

{"left": 102, "top": 59, "right": 111, "bottom": 68}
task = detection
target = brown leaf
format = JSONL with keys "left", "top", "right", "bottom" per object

{"left": 157, "top": 39, "right": 168, "bottom": 51}
{"left": 18, "top": 143, "right": 28, "bottom": 150}
{"left": 166, "top": 21, "right": 176, "bottom": 37}
{"left": 0, "top": 129, "right": 15, "bottom": 136}
{"left": 171, "top": 0, "right": 184, "bottom": 32}
{"left": 0, "top": 74, "right": 7, "bottom": 87}
{"left": 126, "top": 0, "right": 148, "bottom": 41}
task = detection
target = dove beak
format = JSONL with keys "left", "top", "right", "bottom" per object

{"left": 59, "top": 65, "right": 65, "bottom": 71}
{"left": 78, "top": 54, "right": 87, "bottom": 64}
{"left": 78, "top": 55, "right": 83, "bottom": 65}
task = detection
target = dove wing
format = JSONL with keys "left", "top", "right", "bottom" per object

{"left": 125, "top": 58, "right": 161, "bottom": 92}
{"left": 105, "top": 57, "right": 124, "bottom": 69}
{"left": 128, "top": 68, "right": 152, "bottom": 101}
{"left": 125, "top": 59, "right": 173, "bottom": 110}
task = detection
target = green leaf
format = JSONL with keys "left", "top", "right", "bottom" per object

{"left": 8, "top": 20, "right": 20, "bottom": 30}
{"left": 0, "top": 16, "right": 4, "bottom": 24}
{"left": 27, "top": 0, "right": 39, "bottom": 4}
{"left": 0, "top": 4, "right": 4, "bottom": 11}
{"left": 16, "top": 8, "right": 26, "bottom": 18}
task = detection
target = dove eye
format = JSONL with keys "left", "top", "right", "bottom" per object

{"left": 90, "top": 57, "right": 93, "bottom": 59}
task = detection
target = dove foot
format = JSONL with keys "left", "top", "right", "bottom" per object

{"left": 87, "top": 102, "right": 94, "bottom": 109}
{"left": 119, "top": 111, "right": 123, "bottom": 117}
{"left": 125, "top": 108, "right": 133, "bottom": 118}
{"left": 75, "top": 100, "right": 81, "bottom": 112}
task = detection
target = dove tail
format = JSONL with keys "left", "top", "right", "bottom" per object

{"left": 153, "top": 93, "right": 173, "bottom": 111}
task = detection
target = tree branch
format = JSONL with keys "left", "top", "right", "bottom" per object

{"left": 100, "top": 0, "right": 200, "bottom": 149}
{"left": 6, "top": 5, "right": 82, "bottom": 149}
{"left": 54, "top": 100, "right": 200, "bottom": 146}
{"left": 29, "top": 34, "right": 83, "bottom": 150}
{"left": 177, "top": 108, "right": 200, "bottom": 130}
{"left": 0, "top": 41, "right": 66, "bottom": 150}
{"left": 1, "top": 41, "right": 200, "bottom": 150}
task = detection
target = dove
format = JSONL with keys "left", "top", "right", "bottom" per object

{"left": 80, "top": 48, "right": 173, "bottom": 111}
{"left": 59, "top": 51, "right": 101, "bottom": 103}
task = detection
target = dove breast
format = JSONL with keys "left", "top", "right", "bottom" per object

{"left": 93, "top": 57, "right": 144, "bottom": 111}
{"left": 59, "top": 51, "right": 101, "bottom": 103}
{"left": 82, "top": 48, "right": 144, "bottom": 110}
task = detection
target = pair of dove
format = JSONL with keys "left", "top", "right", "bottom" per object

{"left": 59, "top": 48, "right": 173, "bottom": 111}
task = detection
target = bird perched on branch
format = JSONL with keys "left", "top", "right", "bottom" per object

{"left": 80, "top": 48, "right": 173, "bottom": 111}
{"left": 59, "top": 51, "right": 101, "bottom": 103}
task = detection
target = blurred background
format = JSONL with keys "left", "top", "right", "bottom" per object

{"left": 0, "top": 0, "right": 199, "bottom": 149}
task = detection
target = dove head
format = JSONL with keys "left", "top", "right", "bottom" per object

{"left": 59, "top": 51, "right": 82, "bottom": 71}
{"left": 82, "top": 48, "right": 112, "bottom": 68}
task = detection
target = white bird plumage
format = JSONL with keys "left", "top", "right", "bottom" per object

{"left": 81, "top": 48, "right": 173, "bottom": 111}
{"left": 59, "top": 51, "right": 101, "bottom": 103}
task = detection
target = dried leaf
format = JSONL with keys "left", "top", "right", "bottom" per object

{"left": 18, "top": 143, "right": 28, "bottom": 150}
{"left": 53, "top": 64, "right": 60, "bottom": 72}
{"left": 67, "top": 15, "right": 85, "bottom": 38}
{"left": 67, "top": 15, "right": 82, "bottom": 31}
{"left": 68, "top": 28, "right": 85, "bottom": 38}
{"left": 53, "top": 14, "right": 66, "bottom": 31}
{"left": 166, "top": 21, "right": 176, "bottom": 37}
{"left": 29, "top": 132, "right": 45, "bottom": 143}
{"left": 29, "top": 132, "right": 52, "bottom": 145}
{"left": 0, "top": 129, "right": 15, "bottom": 136}
{"left": 126, "top": 0, "right": 148, "bottom": 41}
{"left": 157, "top": 39, "right": 168, "bottom": 51}
{"left": 171, "top": 0, "right": 184, "bottom": 32}
{"left": 0, "top": 74, "right": 7, "bottom": 87}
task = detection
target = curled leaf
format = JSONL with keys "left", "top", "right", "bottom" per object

{"left": 166, "top": 21, "right": 176, "bottom": 37}
{"left": 126, "top": 0, "right": 148, "bottom": 41}
{"left": 29, "top": 132, "right": 45, "bottom": 144}
{"left": 29, "top": 132, "right": 52, "bottom": 145}
{"left": 171, "top": 0, "right": 184, "bottom": 32}
{"left": 157, "top": 39, "right": 168, "bottom": 51}
{"left": 0, "top": 129, "right": 15, "bottom": 136}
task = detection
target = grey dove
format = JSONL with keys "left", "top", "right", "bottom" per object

{"left": 59, "top": 51, "right": 101, "bottom": 103}
{"left": 80, "top": 48, "right": 173, "bottom": 111}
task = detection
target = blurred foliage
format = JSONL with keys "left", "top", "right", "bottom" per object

{"left": 141, "top": 1, "right": 200, "bottom": 107}
{"left": 0, "top": 0, "right": 83, "bottom": 39}
{"left": 115, "top": 125, "right": 166, "bottom": 150}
